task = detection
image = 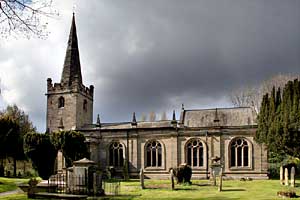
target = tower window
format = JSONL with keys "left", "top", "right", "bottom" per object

{"left": 58, "top": 97, "right": 65, "bottom": 108}
{"left": 83, "top": 99, "right": 87, "bottom": 111}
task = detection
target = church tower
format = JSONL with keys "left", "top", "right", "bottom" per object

{"left": 46, "top": 14, "right": 94, "bottom": 133}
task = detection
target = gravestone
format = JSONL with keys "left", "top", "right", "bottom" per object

{"left": 210, "top": 163, "right": 222, "bottom": 186}
{"left": 218, "top": 168, "right": 223, "bottom": 192}
{"left": 140, "top": 168, "right": 145, "bottom": 189}
{"left": 285, "top": 168, "right": 289, "bottom": 186}
{"left": 67, "top": 158, "right": 96, "bottom": 194}
{"left": 290, "top": 167, "right": 295, "bottom": 187}
{"left": 280, "top": 166, "right": 284, "bottom": 185}
{"left": 170, "top": 169, "right": 175, "bottom": 190}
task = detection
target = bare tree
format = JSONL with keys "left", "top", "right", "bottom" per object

{"left": 140, "top": 113, "right": 147, "bottom": 121}
{"left": 149, "top": 111, "right": 156, "bottom": 122}
{"left": 230, "top": 73, "right": 300, "bottom": 113}
{"left": 160, "top": 111, "right": 167, "bottom": 120}
{"left": 0, "top": 0, "right": 57, "bottom": 38}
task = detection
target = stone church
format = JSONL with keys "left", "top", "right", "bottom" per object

{"left": 46, "top": 15, "right": 268, "bottom": 179}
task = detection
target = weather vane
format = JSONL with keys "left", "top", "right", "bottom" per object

{"left": 72, "top": 4, "right": 76, "bottom": 15}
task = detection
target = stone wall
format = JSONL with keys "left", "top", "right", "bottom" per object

{"left": 84, "top": 126, "right": 268, "bottom": 180}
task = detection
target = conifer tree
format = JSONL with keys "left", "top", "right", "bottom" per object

{"left": 256, "top": 79, "right": 300, "bottom": 158}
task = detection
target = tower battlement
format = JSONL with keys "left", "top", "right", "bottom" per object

{"left": 47, "top": 78, "right": 94, "bottom": 98}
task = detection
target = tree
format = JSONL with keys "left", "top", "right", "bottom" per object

{"left": 51, "top": 130, "right": 89, "bottom": 167}
{"left": 230, "top": 74, "right": 300, "bottom": 113}
{"left": 256, "top": 79, "right": 300, "bottom": 159}
{"left": 0, "top": 0, "right": 57, "bottom": 38}
{"left": 1, "top": 105, "right": 35, "bottom": 176}
{"left": 0, "top": 115, "right": 20, "bottom": 176}
{"left": 24, "top": 132, "right": 56, "bottom": 179}
{"left": 161, "top": 111, "right": 167, "bottom": 120}
{"left": 149, "top": 111, "right": 156, "bottom": 122}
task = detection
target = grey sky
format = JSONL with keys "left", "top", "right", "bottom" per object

{"left": 0, "top": 0, "right": 299, "bottom": 131}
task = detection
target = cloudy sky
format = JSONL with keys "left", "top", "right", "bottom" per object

{"left": 0, "top": 0, "right": 300, "bottom": 132}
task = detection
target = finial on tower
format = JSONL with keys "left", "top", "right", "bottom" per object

{"left": 181, "top": 103, "right": 185, "bottom": 110}
{"left": 72, "top": 4, "right": 76, "bottom": 15}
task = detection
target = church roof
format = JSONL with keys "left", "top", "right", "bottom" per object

{"left": 181, "top": 107, "right": 257, "bottom": 127}
{"left": 100, "top": 120, "right": 174, "bottom": 130}
{"left": 61, "top": 13, "right": 83, "bottom": 86}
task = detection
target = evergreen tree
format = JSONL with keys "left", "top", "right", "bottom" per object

{"left": 256, "top": 79, "right": 300, "bottom": 158}
{"left": 24, "top": 132, "right": 57, "bottom": 180}
{"left": 51, "top": 130, "right": 90, "bottom": 167}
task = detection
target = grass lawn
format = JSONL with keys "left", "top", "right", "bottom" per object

{"left": 1, "top": 178, "right": 300, "bottom": 200}
{"left": 0, "top": 178, "right": 28, "bottom": 193}
{"left": 97, "top": 179, "right": 300, "bottom": 200}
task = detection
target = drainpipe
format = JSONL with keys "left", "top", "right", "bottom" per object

{"left": 205, "top": 131, "right": 209, "bottom": 179}
{"left": 126, "top": 130, "right": 130, "bottom": 176}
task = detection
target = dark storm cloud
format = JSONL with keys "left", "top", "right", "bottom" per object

{"left": 72, "top": 0, "right": 300, "bottom": 122}
{"left": 1, "top": 0, "right": 299, "bottom": 130}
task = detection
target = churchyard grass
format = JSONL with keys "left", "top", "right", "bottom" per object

{"left": 0, "top": 178, "right": 28, "bottom": 193}
{"left": 1, "top": 179, "right": 300, "bottom": 199}
{"left": 100, "top": 179, "right": 300, "bottom": 200}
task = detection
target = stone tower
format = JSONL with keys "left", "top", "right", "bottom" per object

{"left": 46, "top": 14, "right": 94, "bottom": 133}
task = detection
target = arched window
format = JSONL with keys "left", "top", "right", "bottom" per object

{"left": 83, "top": 99, "right": 87, "bottom": 111}
{"left": 58, "top": 97, "right": 65, "bottom": 108}
{"left": 146, "top": 140, "right": 162, "bottom": 167}
{"left": 186, "top": 139, "right": 204, "bottom": 167}
{"left": 230, "top": 138, "right": 249, "bottom": 167}
{"left": 109, "top": 142, "right": 124, "bottom": 167}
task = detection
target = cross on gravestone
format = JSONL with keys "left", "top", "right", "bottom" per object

{"left": 285, "top": 168, "right": 289, "bottom": 186}
{"left": 140, "top": 168, "right": 145, "bottom": 189}
{"left": 170, "top": 169, "right": 175, "bottom": 190}
{"left": 291, "top": 167, "right": 295, "bottom": 187}
{"left": 280, "top": 166, "right": 284, "bottom": 185}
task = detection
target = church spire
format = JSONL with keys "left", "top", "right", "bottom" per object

{"left": 61, "top": 13, "right": 83, "bottom": 86}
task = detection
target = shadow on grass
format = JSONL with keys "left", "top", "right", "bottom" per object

{"left": 192, "top": 183, "right": 211, "bottom": 186}
{"left": 221, "top": 188, "right": 246, "bottom": 192}
{"left": 99, "top": 194, "right": 141, "bottom": 200}
{"left": 174, "top": 188, "right": 197, "bottom": 191}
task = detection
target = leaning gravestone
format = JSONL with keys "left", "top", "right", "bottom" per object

{"left": 290, "top": 167, "right": 295, "bottom": 187}
{"left": 170, "top": 169, "right": 175, "bottom": 190}
{"left": 140, "top": 168, "right": 145, "bottom": 189}
{"left": 218, "top": 168, "right": 223, "bottom": 192}
{"left": 280, "top": 166, "right": 284, "bottom": 185}
{"left": 285, "top": 168, "right": 289, "bottom": 186}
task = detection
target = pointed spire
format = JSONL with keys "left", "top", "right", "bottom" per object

{"left": 96, "top": 114, "right": 101, "bottom": 127}
{"left": 61, "top": 14, "right": 83, "bottom": 86}
{"left": 131, "top": 112, "right": 137, "bottom": 126}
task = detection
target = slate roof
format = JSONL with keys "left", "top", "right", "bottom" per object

{"left": 180, "top": 107, "right": 257, "bottom": 127}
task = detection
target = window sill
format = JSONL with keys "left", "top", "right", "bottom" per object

{"left": 229, "top": 167, "right": 253, "bottom": 171}
{"left": 144, "top": 166, "right": 165, "bottom": 171}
